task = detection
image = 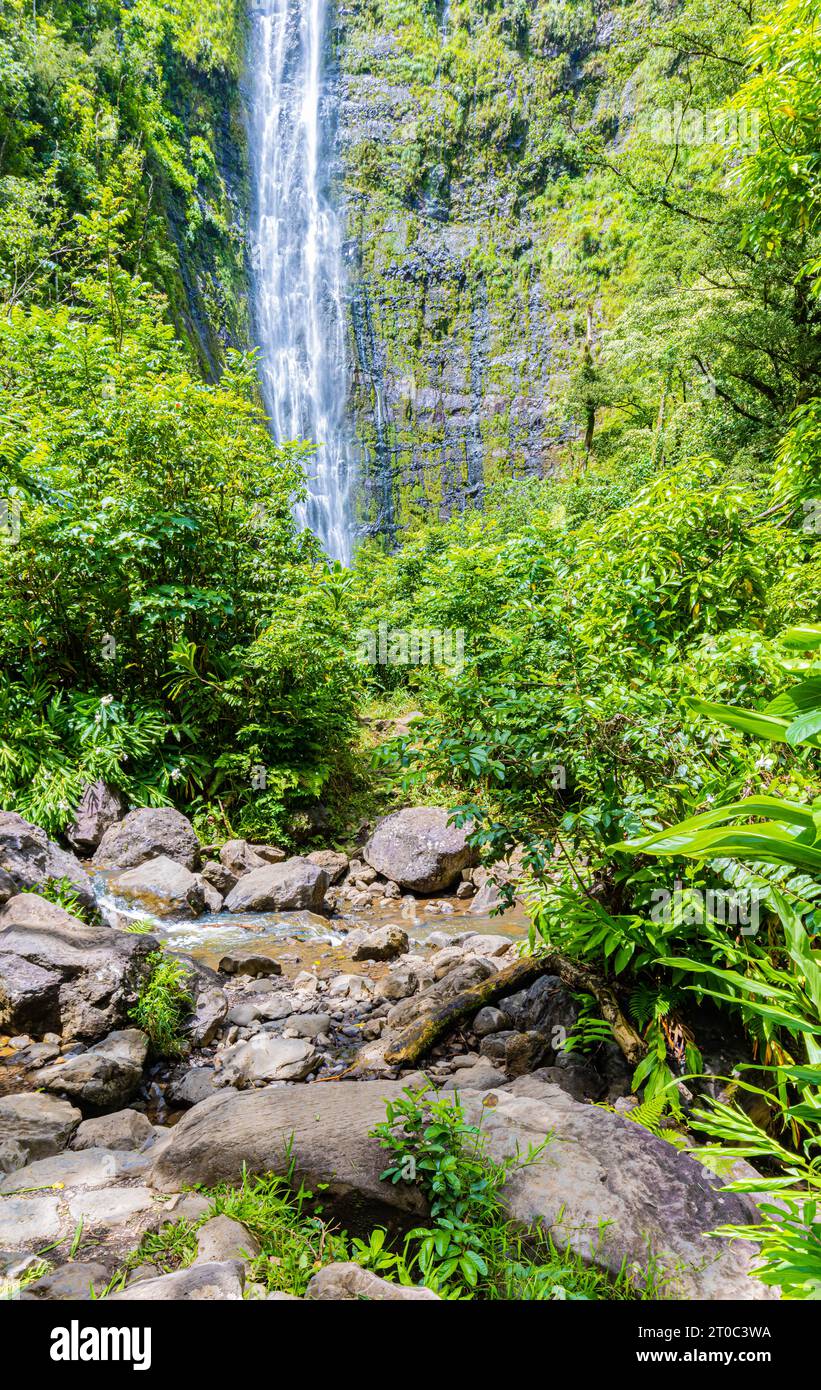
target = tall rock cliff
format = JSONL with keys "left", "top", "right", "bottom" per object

{"left": 329, "top": 0, "right": 617, "bottom": 535}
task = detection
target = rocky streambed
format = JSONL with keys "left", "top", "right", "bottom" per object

{"left": 0, "top": 802, "right": 777, "bottom": 1302}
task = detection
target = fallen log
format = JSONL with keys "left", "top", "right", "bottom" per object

{"left": 382, "top": 950, "right": 646, "bottom": 1068}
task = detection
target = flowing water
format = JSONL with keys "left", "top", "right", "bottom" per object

{"left": 245, "top": 0, "right": 354, "bottom": 563}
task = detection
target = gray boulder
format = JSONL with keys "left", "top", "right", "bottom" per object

{"left": 223, "top": 857, "right": 329, "bottom": 914}
{"left": 109, "top": 1261, "right": 243, "bottom": 1301}
{"left": 0, "top": 894, "right": 156, "bottom": 1040}
{"left": 351, "top": 925, "right": 409, "bottom": 962}
{"left": 65, "top": 781, "right": 126, "bottom": 856}
{"left": 218, "top": 951, "right": 282, "bottom": 978}
{"left": 0, "top": 1092, "right": 81, "bottom": 1170}
{"left": 95, "top": 807, "right": 200, "bottom": 872}
{"left": 21, "top": 1261, "right": 109, "bottom": 1300}
{"left": 460, "top": 1079, "right": 776, "bottom": 1300}
{"left": 306, "top": 849, "right": 349, "bottom": 884}
{"left": 36, "top": 1028, "right": 148, "bottom": 1108}
{"left": 218, "top": 1035, "right": 317, "bottom": 1086}
{"left": 194, "top": 1215, "right": 260, "bottom": 1265}
{"left": 219, "top": 839, "right": 266, "bottom": 876}
{"left": 364, "top": 807, "right": 476, "bottom": 893}
{"left": 306, "top": 1263, "right": 439, "bottom": 1301}
{"left": 150, "top": 1080, "right": 428, "bottom": 1219}
{"left": 110, "top": 855, "right": 206, "bottom": 919}
{"left": 200, "top": 860, "right": 238, "bottom": 897}
{"left": 0, "top": 812, "right": 95, "bottom": 912}
{"left": 71, "top": 1108, "right": 156, "bottom": 1152}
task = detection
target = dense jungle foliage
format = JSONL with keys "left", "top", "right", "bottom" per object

{"left": 0, "top": 0, "right": 819, "bottom": 1295}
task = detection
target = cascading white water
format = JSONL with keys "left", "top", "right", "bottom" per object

{"left": 245, "top": 0, "right": 354, "bottom": 563}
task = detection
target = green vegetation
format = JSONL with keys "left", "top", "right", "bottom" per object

{"left": 371, "top": 1084, "right": 664, "bottom": 1299}
{"left": 129, "top": 950, "right": 193, "bottom": 1056}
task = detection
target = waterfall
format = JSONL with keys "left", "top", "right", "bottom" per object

{"left": 245, "top": 0, "right": 354, "bottom": 564}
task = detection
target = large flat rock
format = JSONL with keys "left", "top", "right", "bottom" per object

{"left": 149, "top": 1080, "right": 427, "bottom": 1219}
{"left": 460, "top": 1079, "right": 776, "bottom": 1301}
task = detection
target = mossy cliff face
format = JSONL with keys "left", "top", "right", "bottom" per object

{"left": 329, "top": 0, "right": 619, "bottom": 535}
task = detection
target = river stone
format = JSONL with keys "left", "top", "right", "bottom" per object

{"left": 95, "top": 807, "right": 200, "bottom": 872}
{"left": 0, "top": 1196, "right": 63, "bottom": 1248}
{"left": 306, "top": 849, "right": 349, "bottom": 883}
{"left": 305, "top": 1263, "right": 440, "bottom": 1301}
{"left": 249, "top": 844, "right": 287, "bottom": 864}
{"left": 109, "top": 1260, "right": 244, "bottom": 1301}
{"left": 66, "top": 781, "right": 126, "bottom": 855}
{"left": 0, "top": 1092, "right": 82, "bottom": 1168}
{"left": 184, "top": 986, "right": 228, "bottom": 1047}
{"left": 149, "top": 1080, "right": 428, "bottom": 1219}
{"left": 35, "top": 1028, "right": 148, "bottom": 1107}
{"left": 351, "top": 925, "right": 409, "bottom": 962}
{"left": 165, "top": 1067, "right": 219, "bottom": 1109}
{"left": 22, "top": 1261, "right": 109, "bottom": 1300}
{"left": 194, "top": 1215, "right": 260, "bottom": 1265}
{"left": 218, "top": 1034, "right": 317, "bottom": 1086}
{"left": 0, "top": 894, "right": 156, "bottom": 1040}
{"left": 200, "top": 859, "right": 238, "bottom": 896}
{"left": 67, "top": 1186, "right": 158, "bottom": 1233}
{"left": 283, "top": 1012, "right": 331, "bottom": 1039}
{"left": 363, "top": 807, "right": 476, "bottom": 893}
{"left": 460, "top": 1080, "right": 776, "bottom": 1300}
{"left": 223, "top": 857, "right": 329, "bottom": 914}
{"left": 219, "top": 839, "right": 266, "bottom": 876}
{"left": 218, "top": 951, "right": 282, "bottom": 978}
{"left": 110, "top": 855, "right": 206, "bottom": 918}
{"left": 71, "top": 1108, "right": 156, "bottom": 1152}
{"left": 0, "top": 1147, "right": 146, "bottom": 1193}
{"left": 0, "top": 812, "right": 95, "bottom": 912}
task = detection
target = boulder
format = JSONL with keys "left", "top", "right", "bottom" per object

{"left": 0, "top": 812, "right": 95, "bottom": 912}
{"left": 110, "top": 855, "right": 206, "bottom": 919}
{"left": 249, "top": 844, "right": 287, "bottom": 865}
{"left": 0, "top": 1147, "right": 149, "bottom": 1193}
{"left": 185, "top": 986, "right": 228, "bottom": 1047}
{"left": 283, "top": 1012, "right": 331, "bottom": 1039}
{"left": 306, "top": 850, "right": 349, "bottom": 884}
{"left": 95, "top": 807, "right": 200, "bottom": 872}
{"left": 305, "top": 1263, "right": 439, "bottom": 1301}
{"left": 36, "top": 1028, "right": 148, "bottom": 1108}
{"left": 217, "top": 1035, "right": 317, "bottom": 1087}
{"left": 21, "top": 1262, "right": 109, "bottom": 1300}
{"left": 198, "top": 879, "right": 223, "bottom": 914}
{"left": 351, "top": 925, "right": 409, "bottom": 962}
{"left": 460, "top": 1080, "right": 776, "bottom": 1300}
{"left": 200, "top": 860, "right": 238, "bottom": 897}
{"left": 223, "top": 858, "right": 329, "bottom": 914}
{"left": 71, "top": 1109, "right": 156, "bottom": 1152}
{"left": 0, "top": 895, "right": 156, "bottom": 1040}
{"left": 218, "top": 951, "right": 282, "bottom": 978}
{"left": 194, "top": 1215, "right": 260, "bottom": 1265}
{"left": 219, "top": 839, "right": 266, "bottom": 876}
{"left": 65, "top": 781, "right": 126, "bottom": 856}
{"left": 165, "top": 1067, "right": 218, "bottom": 1109}
{"left": 150, "top": 1080, "right": 428, "bottom": 1220}
{"left": 109, "top": 1261, "right": 244, "bottom": 1301}
{"left": 0, "top": 1092, "right": 81, "bottom": 1169}
{"left": 363, "top": 807, "right": 476, "bottom": 894}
